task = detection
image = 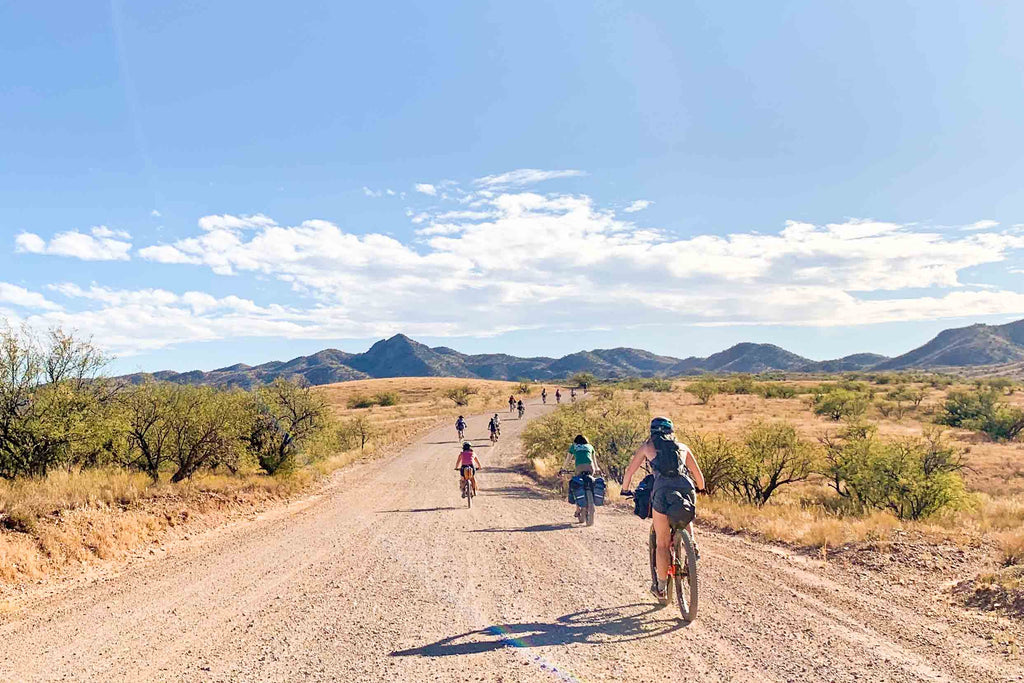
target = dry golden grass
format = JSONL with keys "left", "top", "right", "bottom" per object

{"left": 0, "top": 377, "right": 522, "bottom": 586}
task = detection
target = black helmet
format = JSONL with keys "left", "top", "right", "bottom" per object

{"left": 650, "top": 416, "right": 674, "bottom": 435}
{"left": 462, "top": 441, "right": 472, "bottom": 450}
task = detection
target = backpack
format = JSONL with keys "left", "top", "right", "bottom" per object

{"left": 663, "top": 477, "right": 697, "bottom": 526}
{"left": 632, "top": 474, "right": 654, "bottom": 519}
{"left": 651, "top": 434, "right": 683, "bottom": 477}
{"left": 592, "top": 477, "right": 607, "bottom": 506}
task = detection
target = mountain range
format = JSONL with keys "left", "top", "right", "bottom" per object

{"left": 120, "top": 318, "right": 1024, "bottom": 388}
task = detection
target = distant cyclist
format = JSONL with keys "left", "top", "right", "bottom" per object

{"left": 555, "top": 389, "right": 562, "bottom": 404}
{"left": 621, "top": 417, "right": 706, "bottom": 601}
{"left": 508, "top": 395, "right": 516, "bottom": 413}
{"left": 570, "top": 388, "right": 577, "bottom": 403}
{"left": 517, "top": 399, "right": 525, "bottom": 419}
{"left": 488, "top": 414, "right": 501, "bottom": 441}
{"left": 541, "top": 387, "right": 547, "bottom": 404}
{"left": 562, "top": 435, "right": 602, "bottom": 523}
{"left": 455, "top": 415, "right": 467, "bottom": 440}
{"left": 455, "top": 442, "right": 482, "bottom": 497}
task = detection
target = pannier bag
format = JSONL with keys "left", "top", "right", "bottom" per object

{"left": 633, "top": 474, "right": 654, "bottom": 519}
{"left": 664, "top": 475, "right": 697, "bottom": 526}
{"left": 592, "top": 477, "right": 607, "bottom": 506}
{"left": 569, "top": 475, "right": 587, "bottom": 506}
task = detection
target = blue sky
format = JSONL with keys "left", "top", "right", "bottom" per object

{"left": 2, "top": 1, "right": 1024, "bottom": 374}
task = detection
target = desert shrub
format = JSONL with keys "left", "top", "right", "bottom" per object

{"left": 443, "top": 385, "right": 478, "bottom": 406}
{"left": 0, "top": 326, "right": 116, "bottom": 479}
{"left": 515, "top": 379, "right": 533, "bottom": 395}
{"left": 616, "top": 377, "right": 674, "bottom": 392}
{"left": 938, "top": 388, "right": 1024, "bottom": 441}
{"left": 754, "top": 383, "right": 797, "bottom": 399}
{"left": 812, "top": 389, "right": 869, "bottom": 421}
{"left": 521, "top": 393, "right": 648, "bottom": 481}
{"left": 819, "top": 426, "right": 965, "bottom": 520}
{"left": 677, "top": 429, "right": 740, "bottom": 495}
{"left": 569, "top": 372, "right": 597, "bottom": 391}
{"left": 731, "top": 421, "right": 817, "bottom": 506}
{"left": 975, "top": 377, "right": 1016, "bottom": 395}
{"left": 686, "top": 376, "right": 719, "bottom": 405}
{"left": 374, "top": 391, "right": 399, "bottom": 407}
{"left": 721, "top": 374, "right": 756, "bottom": 395}
{"left": 346, "top": 394, "right": 376, "bottom": 409}
{"left": 163, "top": 385, "right": 249, "bottom": 483}
{"left": 245, "top": 379, "right": 329, "bottom": 475}
{"left": 119, "top": 382, "right": 178, "bottom": 481}
{"left": 339, "top": 415, "right": 376, "bottom": 450}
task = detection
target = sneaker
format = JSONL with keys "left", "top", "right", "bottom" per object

{"left": 650, "top": 583, "right": 667, "bottom": 601}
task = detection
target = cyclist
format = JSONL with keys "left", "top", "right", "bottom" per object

{"left": 555, "top": 389, "right": 562, "bottom": 404}
{"left": 517, "top": 399, "right": 525, "bottom": 419}
{"left": 621, "top": 417, "right": 706, "bottom": 602}
{"left": 508, "top": 395, "right": 516, "bottom": 413}
{"left": 570, "top": 388, "right": 577, "bottom": 403}
{"left": 454, "top": 442, "right": 482, "bottom": 497}
{"left": 455, "top": 415, "right": 467, "bottom": 440}
{"left": 562, "top": 435, "right": 602, "bottom": 523}
{"left": 541, "top": 388, "right": 547, "bottom": 404}
{"left": 488, "top": 414, "right": 501, "bottom": 440}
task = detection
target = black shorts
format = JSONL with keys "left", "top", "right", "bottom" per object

{"left": 651, "top": 473, "right": 695, "bottom": 516}
{"left": 460, "top": 465, "right": 475, "bottom": 478}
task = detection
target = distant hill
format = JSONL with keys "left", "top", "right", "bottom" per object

{"left": 876, "top": 320, "right": 1024, "bottom": 370}
{"left": 119, "top": 318, "right": 1024, "bottom": 388}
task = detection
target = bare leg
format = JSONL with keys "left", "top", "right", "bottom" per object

{"left": 652, "top": 510, "right": 672, "bottom": 581}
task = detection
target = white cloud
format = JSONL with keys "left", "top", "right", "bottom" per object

{"left": 623, "top": 200, "right": 652, "bottom": 213}
{"left": 964, "top": 219, "right": 999, "bottom": 231}
{"left": 414, "top": 183, "right": 437, "bottom": 196}
{"left": 197, "top": 213, "right": 276, "bottom": 232}
{"left": 124, "top": 188, "right": 1024, "bottom": 347}
{"left": 151, "top": 209, "right": 161, "bottom": 218}
{"left": 474, "top": 169, "right": 585, "bottom": 188}
{"left": 14, "top": 226, "right": 132, "bottom": 261}
{"left": 362, "top": 187, "right": 382, "bottom": 198}
{"left": 0, "top": 283, "right": 60, "bottom": 311}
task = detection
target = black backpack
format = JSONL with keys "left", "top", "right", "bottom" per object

{"left": 651, "top": 434, "right": 682, "bottom": 477}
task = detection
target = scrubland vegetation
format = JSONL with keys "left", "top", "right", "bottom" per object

{"left": 0, "top": 325, "right": 516, "bottom": 583}
{"left": 524, "top": 371, "right": 1024, "bottom": 613}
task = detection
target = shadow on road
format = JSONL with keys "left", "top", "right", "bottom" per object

{"left": 390, "top": 604, "right": 684, "bottom": 657}
{"left": 377, "top": 507, "right": 462, "bottom": 514}
{"left": 467, "top": 523, "right": 573, "bottom": 534}
{"left": 479, "top": 485, "right": 547, "bottom": 500}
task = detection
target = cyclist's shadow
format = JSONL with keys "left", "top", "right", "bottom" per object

{"left": 390, "top": 603, "right": 684, "bottom": 657}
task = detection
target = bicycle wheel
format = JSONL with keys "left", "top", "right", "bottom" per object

{"left": 648, "top": 527, "right": 666, "bottom": 605}
{"left": 585, "top": 490, "right": 595, "bottom": 526}
{"left": 466, "top": 482, "right": 472, "bottom": 508}
{"left": 675, "top": 529, "right": 699, "bottom": 621}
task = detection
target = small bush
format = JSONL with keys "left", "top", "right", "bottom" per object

{"left": 755, "top": 383, "right": 797, "bottom": 399}
{"left": 686, "top": 376, "right": 719, "bottom": 405}
{"left": 443, "top": 385, "right": 478, "bottom": 406}
{"left": 515, "top": 379, "right": 533, "bottom": 395}
{"left": 374, "top": 391, "right": 399, "bottom": 407}
{"left": 346, "top": 394, "right": 376, "bottom": 409}
{"left": 812, "top": 389, "right": 869, "bottom": 421}
{"left": 938, "top": 388, "right": 1024, "bottom": 441}
{"left": 678, "top": 429, "right": 740, "bottom": 495}
{"left": 732, "top": 421, "right": 817, "bottom": 506}
{"left": 721, "top": 375, "right": 756, "bottom": 395}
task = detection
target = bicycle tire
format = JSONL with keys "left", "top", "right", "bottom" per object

{"left": 585, "top": 490, "right": 595, "bottom": 526}
{"left": 676, "top": 529, "right": 699, "bottom": 621}
{"left": 648, "top": 527, "right": 666, "bottom": 605}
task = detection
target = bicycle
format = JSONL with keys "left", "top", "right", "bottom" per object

{"left": 517, "top": 405, "right": 525, "bottom": 420}
{"left": 489, "top": 429, "right": 499, "bottom": 444}
{"left": 559, "top": 469, "right": 598, "bottom": 526}
{"left": 623, "top": 489, "right": 699, "bottom": 621}
{"left": 457, "top": 428, "right": 465, "bottom": 441}
{"left": 456, "top": 467, "right": 477, "bottom": 508}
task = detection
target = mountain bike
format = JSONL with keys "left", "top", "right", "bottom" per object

{"left": 489, "top": 429, "right": 498, "bottom": 444}
{"left": 517, "top": 405, "right": 525, "bottom": 419}
{"left": 624, "top": 490, "right": 699, "bottom": 621}
{"left": 457, "top": 467, "right": 475, "bottom": 508}
{"left": 457, "top": 427, "right": 465, "bottom": 440}
{"left": 560, "top": 470, "right": 597, "bottom": 526}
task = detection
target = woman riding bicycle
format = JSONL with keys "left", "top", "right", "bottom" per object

{"left": 562, "top": 435, "right": 603, "bottom": 523}
{"left": 488, "top": 414, "right": 500, "bottom": 441}
{"left": 455, "top": 415, "right": 467, "bottom": 439}
{"left": 454, "top": 442, "right": 481, "bottom": 497}
{"left": 517, "top": 399, "right": 525, "bottom": 418}
{"left": 621, "top": 417, "right": 705, "bottom": 601}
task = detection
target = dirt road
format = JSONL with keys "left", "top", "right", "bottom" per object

{"left": 1, "top": 402, "right": 1022, "bottom": 682}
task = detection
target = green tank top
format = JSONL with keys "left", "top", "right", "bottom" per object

{"left": 569, "top": 443, "right": 594, "bottom": 467}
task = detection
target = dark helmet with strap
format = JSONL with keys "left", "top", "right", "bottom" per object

{"left": 650, "top": 416, "right": 674, "bottom": 436}
{"left": 462, "top": 442, "right": 472, "bottom": 451}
